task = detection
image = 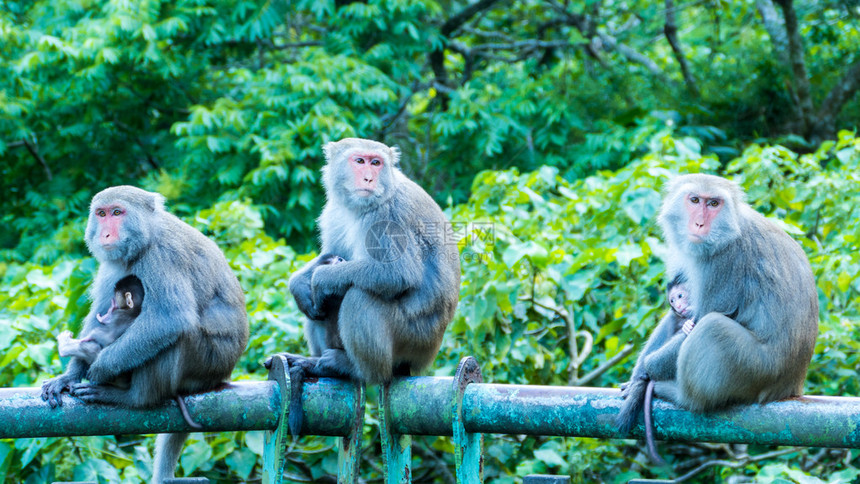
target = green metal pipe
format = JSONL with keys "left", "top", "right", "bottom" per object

{"left": 0, "top": 377, "right": 359, "bottom": 438}
{"left": 7, "top": 376, "right": 860, "bottom": 450}
{"left": 386, "top": 378, "right": 860, "bottom": 449}
{"left": 387, "top": 377, "right": 454, "bottom": 436}
{"left": 462, "top": 384, "right": 860, "bottom": 449}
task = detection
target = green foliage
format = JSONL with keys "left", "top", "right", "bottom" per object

{"left": 4, "top": 0, "right": 858, "bottom": 258}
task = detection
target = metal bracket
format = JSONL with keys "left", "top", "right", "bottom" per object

{"left": 262, "top": 355, "right": 290, "bottom": 484}
{"left": 452, "top": 356, "right": 483, "bottom": 483}
{"left": 338, "top": 381, "right": 366, "bottom": 483}
{"left": 381, "top": 381, "right": 412, "bottom": 484}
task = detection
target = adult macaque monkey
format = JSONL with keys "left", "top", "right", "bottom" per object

{"left": 618, "top": 174, "right": 818, "bottom": 452}
{"left": 41, "top": 186, "right": 249, "bottom": 483}
{"left": 268, "top": 138, "right": 461, "bottom": 435}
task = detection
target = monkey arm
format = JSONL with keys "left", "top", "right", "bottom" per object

{"left": 289, "top": 255, "right": 331, "bottom": 320}
{"left": 310, "top": 257, "right": 424, "bottom": 304}
{"left": 86, "top": 278, "right": 196, "bottom": 383}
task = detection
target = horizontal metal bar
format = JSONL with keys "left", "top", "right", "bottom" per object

{"left": 6, "top": 377, "right": 860, "bottom": 450}
{"left": 0, "top": 377, "right": 359, "bottom": 438}
{"left": 387, "top": 378, "right": 860, "bottom": 449}
{"left": 463, "top": 383, "right": 860, "bottom": 449}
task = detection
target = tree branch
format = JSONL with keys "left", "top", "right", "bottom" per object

{"left": 429, "top": 0, "right": 503, "bottom": 105}
{"left": 573, "top": 344, "right": 635, "bottom": 386}
{"left": 546, "top": 0, "right": 673, "bottom": 85}
{"left": 774, "top": 0, "right": 814, "bottom": 134}
{"left": 755, "top": 0, "right": 789, "bottom": 65}
{"left": 440, "top": 0, "right": 502, "bottom": 37}
{"left": 664, "top": 0, "right": 700, "bottom": 96}
{"left": 9, "top": 138, "right": 53, "bottom": 180}
{"left": 595, "top": 33, "right": 673, "bottom": 84}
{"left": 814, "top": 59, "right": 860, "bottom": 137}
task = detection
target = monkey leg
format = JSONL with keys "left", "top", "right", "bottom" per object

{"left": 651, "top": 380, "right": 682, "bottom": 405}
{"left": 153, "top": 432, "right": 189, "bottom": 483}
{"left": 69, "top": 382, "right": 130, "bottom": 404}
{"left": 57, "top": 332, "right": 101, "bottom": 365}
{"left": 675, "top": 312, "right": 775, "bottom": 411}
{"left": 642, "top": 332, "right": 686, "bottom": 382}
{"left": 263, "top": 352, "right": 346, "bottom": 436}
{"left": 615, "top": 378, "right": 648, "bottom": 434}
{"left": 336, "top": 288, "right": 395, "bottom": 384}
{"left": 304, "top": 318, "right": 340, "bottom": 357}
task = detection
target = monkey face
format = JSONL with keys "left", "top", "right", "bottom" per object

{"left": 347, "top": 152, "right": 385, "bottom": 195}
{"left": 669, "top": 286, "right": 693, "bottom": 318}
{"left": 92, "top": 204, "right": 127, "bottom": 250}
{"left": 684, "top": 193, "right": 724, "bottom": 241}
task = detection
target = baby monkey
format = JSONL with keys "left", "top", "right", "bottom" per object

{"left": 56, "top": 275, "right": 201, "bottom": 429}
{"left": 667, "top": 276, "right": 696, "bottom": 335}
{"left": 617, "top": 273, "right": 697, "bottom": 464}
{"left": 58, "top": 275, "right": 143, "bottom": 364}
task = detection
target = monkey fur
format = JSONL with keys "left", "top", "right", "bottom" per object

{"left": 42, "top": 186, "right": 249, "bottom": 483}
{"left": 57, "top": 275, "right": 143, "bottom": 364}
{"left": 267, "top": 138, "right": 461, "bottom": 435}
{"left": 55, "top": 274, "right": 201, "bottom": 430}
{"left": 617, "top": 174, "right": 818, "bottom": 456}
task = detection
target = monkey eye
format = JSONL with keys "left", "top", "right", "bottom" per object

{"left": 707, "top": 199, "right": 721, "bottom": 208}
{"left": 96, "top": 209, "right": 106, "bottom": 217}
{"left": 355, "top": 157, "right": 365, "bottom": 164}
{"left": 689, "top": 196, "right": 700, "bottom": 204}
{"left": 112, "top": 208, "right": 122, "bottom": 216}
{"left": 371, "top": 158, "right": 381, "bottom": 166}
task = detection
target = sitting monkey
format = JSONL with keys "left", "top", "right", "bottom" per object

{"left": 56, "top": 275, "right": 201, "bottom": 429}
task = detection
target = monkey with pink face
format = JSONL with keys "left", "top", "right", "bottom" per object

{"left": 42, "top": 186, "right": 249, "bottom": 483}
{"left": 617, "top": 174, "right": 818, "bottom": 457}
{"left": 267, "top": 137, "right": 461, "bottom": 435}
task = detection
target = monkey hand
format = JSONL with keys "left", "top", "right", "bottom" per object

{"left": 291, "top": 279, "right": 325, "bottom": 320}
{"left": 41, "top": 374, "right": 78, "bottom": 408}
{"left": 682, "top": 319, "right": 696, "bottom": 335}
{"left": 310, "top": 264, "right": 345, "bottom": 309}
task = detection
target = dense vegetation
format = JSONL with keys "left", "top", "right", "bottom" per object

{"left": 1, "top": 0, "right": 859, "bottom": 482}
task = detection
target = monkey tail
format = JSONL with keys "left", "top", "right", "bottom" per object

{"left": 288, "top": 365, "right": 305, "bottom": 436}
{"left": 175, "top": 395, "right": 202, "bottom": 430}
{"left": 643, "top": 380, "right": 666, "bottom": 465}
{"left": 615, "top": 378, "right": 648, "bottom": 434}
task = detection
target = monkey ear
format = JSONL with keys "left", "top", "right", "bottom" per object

{"left": 147, "top": 191, "right": 166, "bottom": 213}
{"left": 322, "top": 142, "right": 339, "bottom": 164}
{"left": 389, "top": 145, "right": 401, "bottom": 166}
